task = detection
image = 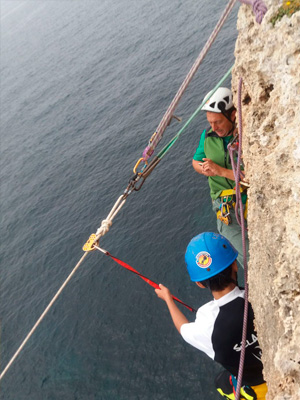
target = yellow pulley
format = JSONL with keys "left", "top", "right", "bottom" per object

{"left": 83, "top": 233, "right": 97, "bottom": 252}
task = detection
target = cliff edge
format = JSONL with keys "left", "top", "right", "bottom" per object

{"left": 232, "top": 1, "right": 300, "bottom": 399}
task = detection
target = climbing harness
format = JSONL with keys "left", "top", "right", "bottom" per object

{"left": 217, "top": 185, "right": 248, "bottom": 225}
{"left": 215, "top": 371, "right": 259, "bottom": 400}
{"left": 214, "top": 127, "right": 248, "bottom": 226}
{"left": 0, "top": 0, "right": 267, "bottom": 386}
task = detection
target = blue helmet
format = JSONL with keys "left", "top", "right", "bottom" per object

{"left": 185, "top": 232, "right": 238, "bottom": 282}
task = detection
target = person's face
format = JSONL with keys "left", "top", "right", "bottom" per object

{"left": 206, "top": 110, "right": 235, "bottom": 137}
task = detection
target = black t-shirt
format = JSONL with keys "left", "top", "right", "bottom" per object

{"left": 181, "top": 287, "right": 264, "bottom": 386}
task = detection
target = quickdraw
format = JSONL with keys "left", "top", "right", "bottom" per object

{"left": 217, "top": 184, "right": 249, "bottom": 224}
{"left": 217, "top": 199, "right": 234, "bottom": 225}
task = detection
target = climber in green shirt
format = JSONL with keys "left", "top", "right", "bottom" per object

{"left": 192, "top": 87, "right": 249, "bottom": 267}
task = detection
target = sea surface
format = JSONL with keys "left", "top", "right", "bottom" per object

{"left": 0, "top": 1, "right": 240, "bottom": 399}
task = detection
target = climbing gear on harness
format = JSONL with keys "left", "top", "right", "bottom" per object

{"left": 231, "top": 374, "right": 267, "bottom": 400}
{"left": 217, "top": 198, "right": 234, "bottom": 225}
{"left": 185, "top": 232, "right": 238, "bottom": 282}
{"left": 215, "top": 370, "right": 236, "bottom": 399}
{"left": 91, "top": 244, "right": 196, "bottom": 313}
{"left": 215, "top": 371, "right": 258, "bottom": 400}
{"left": 202, "top": 87, "right": 233, "bottom": 113}
{"left": 217, "top": 186, "right": 248, "bottom": 222}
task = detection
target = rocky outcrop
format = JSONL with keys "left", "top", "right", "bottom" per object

{"left": 232, "top": 1, "right": 300, "bottom": 399}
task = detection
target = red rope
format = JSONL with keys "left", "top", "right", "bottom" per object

{"left": 104, "top": 251, "right": 196, "bottom": 313}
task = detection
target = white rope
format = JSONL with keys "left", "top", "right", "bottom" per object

{"left": 0, "top": 251, "right": 88, "bottom": 381}
{"left": 95, "top": 195, "right": 126, "bottom": 238}
{"left": 0, "top": 194, "right": 128, "bottom": 380}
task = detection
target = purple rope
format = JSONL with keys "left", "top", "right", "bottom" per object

{"left": 228, "top": 78, "right": 249, "bottom": 400}
{"left": 239, "top": 0, "right": 267, "bottom": 24}
{"left": 228, "top": 143, "right": 242, "bottom": 226}
{"left": 142, "top": 0, "right": 237, "bottom": 160}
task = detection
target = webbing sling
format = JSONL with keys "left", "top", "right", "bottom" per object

{"left": 93, "top": 245, "right": 196, "bottom": 313}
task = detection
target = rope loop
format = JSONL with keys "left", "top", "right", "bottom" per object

{"left": 252, "top": 0, "right": 267, "bottom": 24}
{"left": 239, "top": 0, "right": 267, "bottom": 24}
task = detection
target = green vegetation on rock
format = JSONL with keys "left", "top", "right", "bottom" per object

{"left": 270, "top": 0, "right": 300, "bottom": 26}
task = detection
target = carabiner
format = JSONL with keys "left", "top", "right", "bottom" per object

{"left": 133, "top": 157, "right": 148, "bottom": 174}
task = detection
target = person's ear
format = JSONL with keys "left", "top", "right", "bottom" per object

{"left": 232, "top": 260, "right": 238, "bottom": 273}
{"left": 231, "top": 109, "right": 236, "bottom": 120}
{"left": 196, "top": 282, "right": 206, "bottom": 289}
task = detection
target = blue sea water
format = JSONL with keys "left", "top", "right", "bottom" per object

{"left": 0, "top": 1, "right": 240, "bottom": 399}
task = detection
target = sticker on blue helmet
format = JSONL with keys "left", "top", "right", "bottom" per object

{"left": 196, "top": 251, "right": 212, "bottom": 269}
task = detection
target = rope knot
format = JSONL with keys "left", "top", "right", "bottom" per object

{"left": 96, "top": 219, "right": 113, "bottom": 236}
{"left": 252, "top": 0, "right": 267, "bottom": 24}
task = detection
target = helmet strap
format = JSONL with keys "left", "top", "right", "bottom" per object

{"left": 221, "top": 112, "right": 236, "bottom": 137}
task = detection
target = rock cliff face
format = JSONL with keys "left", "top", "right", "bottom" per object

{"left": 232, "top": 1, "right": 300, "bottom": 399}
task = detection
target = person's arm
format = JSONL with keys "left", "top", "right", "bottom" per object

{"left": 201, "top": 158, "right": 247, "bottom": 182}
{"left": 192, "top": 130, "right": 211, "bottom": 176}
{"left": 155, "top": 284, "right": 189, "bottom": 333}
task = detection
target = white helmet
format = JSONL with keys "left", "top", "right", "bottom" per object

{"left": 202, "top": 87, "right": 233, "bottom": 113}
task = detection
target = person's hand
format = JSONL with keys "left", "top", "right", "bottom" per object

{"left": 155, "top": 284, "right": 173, "bottom": 303}
{"left": 202, "top": 158, "right": 222, "bottom": 176}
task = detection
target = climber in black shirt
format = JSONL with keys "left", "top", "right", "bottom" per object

{"left": 155, "top": 232, "right": 267, "bottom": 399}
